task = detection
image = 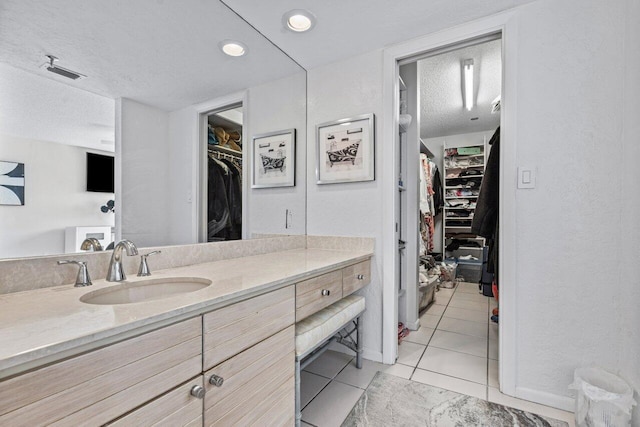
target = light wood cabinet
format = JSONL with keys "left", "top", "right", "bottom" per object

{"left": 106, "top": 376, "right": 204, "bottom": 427}
{"left": 295, "top": 260, "right": 371, "bottom": 321}
{"left": 203, "top": 326, "right": 295, "bottom": 426}
{"left": 0, "top": 317, "right": 202, "bottom": 427}
{"left": 203, "top": 285, "right": 295, "bottom": 371}
{"left": 343, "top": 259, "right": 371, "bottom": 296}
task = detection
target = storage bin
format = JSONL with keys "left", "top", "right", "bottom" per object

{"left": 457, "top": 146, "right": 482, "bottom": 155}
{"left": 457, "top": 259, "right": 482, "bottom": 283}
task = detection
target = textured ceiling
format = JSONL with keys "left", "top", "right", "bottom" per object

{"left": 0, "top": 0, "right": 303, "bottom": 111}
{"left": 0, "top": 62, "right": 115, "bottom": 151}
{"left": 418, "top": 39, "right": 502, "bottom": 138}
{"left": 222, "top": 0, "right": 537, "bottom": 69}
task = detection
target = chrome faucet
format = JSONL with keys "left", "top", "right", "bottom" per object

{"left": 57, "top": 260, "right": 92, "bottom": 287}
{"left": 106, "top": 240, "right": 139, "bottom": 282}
{"left": 80, "top": 237, "right": 103, "bottom": 251}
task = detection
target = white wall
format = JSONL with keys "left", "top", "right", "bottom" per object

{"left": 247, "top": 72, "right": 307, "bottom": 235}
{"left": 620, "top": 1, "right": 640, "bottom": 421}
{"left": 306, "top": 0, "right": 640, "bottom": 410}
{"left": 117, "top": 98, "right": 171, "bottom": 248}
{"left": 306, "top": 50, "right": 385, "bottom": 361}
{"left": 0, "top": 135, "right": 114, "bottom": 258}
{"left": 508, "top": 0, "right": 638, "bottom": 409}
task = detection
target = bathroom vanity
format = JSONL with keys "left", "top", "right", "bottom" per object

{"left": 0, "top": 245, "right": 372, "bottom": 426}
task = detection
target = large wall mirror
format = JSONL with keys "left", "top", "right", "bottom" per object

{"left": 0, "top": 0, "right": 306, "bottom": 259}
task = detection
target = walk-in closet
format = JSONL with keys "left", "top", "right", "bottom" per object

{"left": 396, "top": 35, "right": 503, "bottom": 392}
{"left": 205, "top": 106, "right": 243, "bottom": 242}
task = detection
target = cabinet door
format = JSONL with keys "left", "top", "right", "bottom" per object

{"left": 106, "top": 376, "right": 204, "bottom": 427}
{"left": 342, "top": 259, "right": 371, "bottom": 296}
{"left": 295, "top": 270, "right": 343, "bottom": 321}
{"left": 0, "top": 317, "right": 202, "bottom": 427}
{"left": 202, "top": 285, "right": 294, "bottom": 370}
{"left": 203, "top": 325, "right": 295, "bottom": 427}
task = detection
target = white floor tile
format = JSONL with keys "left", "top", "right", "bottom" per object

{"left": 489, "top": 339, "right": 499, "bottom": 360}
{"left": 424, "top": 303, "right": 446, "bottom": 316}
{"left": 404, "top": 326, "right": 435, "bottom": 345}
{"left": 429, "top": 329, "right": 488, "bottom": 358}
{"left": 487, "top": 388, "right": 575, "bottom": 426}
{"left": 437, "top": 316, "right": 488, "bottom": 338}
{"left": 397, "top": 341, "right": 426, "bottom": 367}
{"left": 488, "top": 359, "right": 499, "bottom": 388}
{"left": 300, "top": 371, "right": 331, "bottom": 408}
{"left": 382, "top": 363, "right": 414, "bottom": 380}
{"left": 448, "top": 298, "right": 488, "bottom": 312}
{"left": 419, "top": 313, "right": 441, "bottom": 329}
{"left": 433, "top": 292, "right": 452, "bottom": 306}
{"left": 412, "top": 369, "right": 487, "bottom": 400}
{"left": 334, "top": 359, "right": 380, "bottom": 389}
{"left": 301, "top": 381, "right": 364, "bottom": 427}
{"left": 452, "top": 291, "right": 488, "bottom": 302}
{"left": 418, "top": 346, "right": 487, "bottom": 384}
{"left": 456, "top": 282, "right": 482, "bottom": 294}
{"left": 444, "top": 306, "right": 489, "bottom": 323}
{"left": 489, "top": 322, "right": 499, "bottom": 341}
{"left": 436, "top": 287, "right": 455, "bottom": 297}
{"left": 335, "top": 359, "right": 415, "bottom": 388}
{"left": 301, "top": 422, "right": 314, "bottom": 427}
{"left": 304, "top": 350, "right": 353, "bottom": 379}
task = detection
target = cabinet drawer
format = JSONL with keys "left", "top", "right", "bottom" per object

{"left": 342, "top": 259, "right": 371, "bottom": 296}
{"left": 203, "top": 286, "right": 295, "bottom": 370}
{"left": 107, "top": 376, "right": 204, "bottom": 427}
{"left": 204, "top": 325, "right": 295, "bottom": 426}
{"left": 0, "top": 317, "right": 202, "bottom": 427}
{"left": 295, "top": 270, "right": 343, "bottom": 321}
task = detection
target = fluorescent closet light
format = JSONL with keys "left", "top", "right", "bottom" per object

{"left": 463, "top": 59, "right": 474, "bottom": 111}
{"left": 219, "top": 40, "right": 247, "bottom": 57}
{"left": 282, "top": 10, "right": 316, "bottom": 33}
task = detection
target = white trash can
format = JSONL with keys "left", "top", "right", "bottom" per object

{"left": 569, "top": 367, "right": 636, "bottom": 427}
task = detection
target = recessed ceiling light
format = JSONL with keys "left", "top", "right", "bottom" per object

{"left": 219, "top": 40, "right": 247, "bottom": 57}
{"left": 282, "top": 10, "right": 316, "bottom": 32}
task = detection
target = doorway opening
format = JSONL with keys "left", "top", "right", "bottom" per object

{"left": 200, "top": 103, "right": 244, "bottom": 243}
{"left": 395, "top": 33, "right": 503, "bottom": 395}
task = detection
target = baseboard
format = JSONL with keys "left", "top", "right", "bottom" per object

{"left": 406, "top": 318, "right": 420, "bottom": 331}
{"left": 362, "top": 349, "right": 384, "bottom": 363}
{"left": 515, "top": 386, "right": 575, "bottom": 412}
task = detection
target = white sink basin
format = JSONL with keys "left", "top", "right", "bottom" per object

{"left": 80, "top": 277, "right": 212, "bottom": 305}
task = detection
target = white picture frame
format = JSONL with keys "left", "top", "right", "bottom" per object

{"left": 251, "top": 129, "right": 296, "bottom": 188}
{"left": 316, "top": 113, "right": 375, "bottom": 184}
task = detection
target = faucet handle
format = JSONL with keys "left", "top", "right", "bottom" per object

{"left": 57, "top": 260, "right": 92, "bottom": 287}
{"left": 138, "top": 251, "right": 161, "bottom": 277}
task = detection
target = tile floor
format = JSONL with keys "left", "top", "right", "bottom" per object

{"left": 299, "top": 282, "right": 575, "bottom": 426}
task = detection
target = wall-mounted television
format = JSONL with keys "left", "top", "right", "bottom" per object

{"left": 86, "top": 152, "right": 114, "bottom": 193}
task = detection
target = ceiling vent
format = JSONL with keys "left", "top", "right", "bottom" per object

{"left": 44, "top": 55, "right": 85, "bottom": 80}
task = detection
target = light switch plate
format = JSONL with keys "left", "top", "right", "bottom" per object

{"left": 518, "top": 167, "right": 536, "bottom": 189}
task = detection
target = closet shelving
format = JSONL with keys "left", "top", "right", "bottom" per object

{"left": 442, "top": 142, "right": 487, "bottom": 254}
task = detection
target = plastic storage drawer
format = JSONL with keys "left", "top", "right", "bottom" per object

{"left": 457, "top": 259, "right": 482, "bottom": 283}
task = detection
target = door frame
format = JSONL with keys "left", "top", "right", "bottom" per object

{"left": 381, "top": 10, "right": 519, "bottom": 397}
{"left": 192, "top": 91, "right": 249, "bottom": 243}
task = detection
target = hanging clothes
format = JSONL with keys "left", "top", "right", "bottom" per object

{"left": 419, "top": 154, "right": 437, "bottom": 254}
{"left": 472, "top": 126, "right": 500, "bottom": 275}
{"left": 207, "top": 156, "right": 242, "bottom": 241}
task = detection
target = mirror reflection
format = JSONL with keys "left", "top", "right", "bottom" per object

{"left": 0, "top": 0, "right": 307, "bottom": 259}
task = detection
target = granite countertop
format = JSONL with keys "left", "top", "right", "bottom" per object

{"left": 0, "top": 247, "right": 372, "bottom": 379}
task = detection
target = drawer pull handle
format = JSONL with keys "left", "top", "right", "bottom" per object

{"left": 357, "top": 274, "right": 365, "bottom": 280}
{"left": 190, "top": 385, "right": 205, "bottom": 399}
{"left": 209, "top": 374, "right": 224, "bottom": 387}
{"left": 321, "top": 289, "right": 331, "bottom": 296}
